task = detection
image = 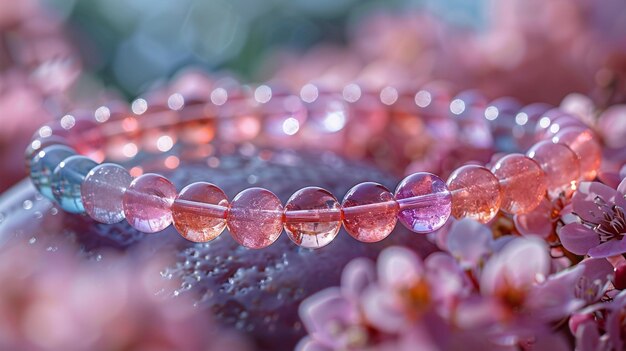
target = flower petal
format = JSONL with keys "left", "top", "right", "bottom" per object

{"left": 573, "top": 182, "right": 626, "bottom": 223}
{"left": 526, "top": 265, "right": 585, "bottom": 321}
{"left": 576, "top": 321, "right": 601, "bottom": 351}
{"left": 558, "top": 223, "right": 599, "bottom": 255}
{"left": 295, "top": 337, "right": 333, "bottom": 351}
{"left": 341, "top": 258, "right": 376, "bottom": 299}
{"left": 446, "top": 218, "right": 493, "bottom": 269}
{"left": 514, "top": 198, "right": 553, "bottom": 238}
{"left": 480, "top": 238, "right": 550, "bottom": 295}
{"left": 425, "top": 252, "right": 469, "bottom": 316}
{"left": 618, "top": 177, "right": 626, "bottom": 196}
{"left": 579, "top": 258, "right": 614, "bottom": 283}
{"left": 377, "top": 246, "right": 424, "bottom": 289}
{"left": 588, "top": 238, "right": 626, "bottom": 258}
{"left": 361, "top": 285, "right": 407, "bottom": 333}
{"left": 298, "top": 288, "right": 355, "bottom": 338}
{"left": 607, "top": 309, "right": 624, "bottom": 351}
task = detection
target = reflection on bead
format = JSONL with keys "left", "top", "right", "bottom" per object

{"left": 24, "top": 136, "right": 69, "bottom": 172}
{"left": 284, "top": 187, "right": 341, "bottom": 249}
{"left": 81, "top": 163, "right": 133, "bottom": 224}
{"left": 51, "top": 156, "right": 98, "bottom": 213}
{"left": 123, "top": 173, "right": 177, "bottom": 233}
{"left": 342, "top": 182, "right": 398, "bottom": 243}
{"left": 552, "top": 128, "right": 601, "bottom": 181}
{"left": 447, "top": 165, "right": 502, "bottom": 223}
{"left": 172, "top": 182, "right": 228, "bottom": 243}
{"left": 527, "top": 141, "right": 580, "bottom": 199}
{"left": 394, "top": 173, "right": 451, "bottom": 233}
{"left": 227, "top": 187, "right": 283, "bottom": 249}
{"left": 491, "top": 154, "right": 547, "bottom": 214}
{"left": 29, "top": 145, "right": 76, "bottom": 200}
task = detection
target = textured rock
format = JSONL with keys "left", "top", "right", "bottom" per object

{"left": 0, "top": 146, "right": 437, "bottom": 350}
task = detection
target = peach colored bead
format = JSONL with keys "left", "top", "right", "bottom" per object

{"left": 552, "top": 128, "right": 601, "bottom": 181}
{"left": 527, "top": 141, "right": 580, "bottom": 199}
{"left": 227, "top": 187, "right": 283, "bottom": 249}
{"left": 342, "top": 182, "right": 399, "bottom": 243}
{"left": 284, "top": 187, "right": 341, "bottom": 249}
{"left": 446, "top": 165, "right": 502, "bottom": 223}
{"left": 172, "top": 182, "right": 229, "bottom": 243}
{"left": 491, "top": 154, "right": 547, "bottom": 215}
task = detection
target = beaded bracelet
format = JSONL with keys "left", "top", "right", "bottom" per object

{"left": 25, "top": 83, "right": 602, "bottom": 249}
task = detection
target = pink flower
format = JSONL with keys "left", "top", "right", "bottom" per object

{"left": 514, "top": 197, "right": 573, "bottom": 240}
{"left": 297, "top": 258, "right": 376, "bottom": 351}
{"left": 574, "top": 290, "right": 626, "bottom": 351}
{"left": 559, "top": 180, "right": 626, "bottom": 258}
{"left": 480, "top": 237, "right": 585, "bottom": 323}
{"left": 297, "top": 247, "right": 471, "bottom": 350}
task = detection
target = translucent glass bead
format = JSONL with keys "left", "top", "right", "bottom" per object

{"left": 81, "top": 163, "right": 133, "bottom": 224}
{"left": 491, "top": 154, "right": 547, "bottom": 214}
{"left": 24, "top": 136, "right": 69, "bottom": 171}
{"left": 50, "top": 156, "right": 98, "bottom": 213}
{"left": 342, "top": 182, "right": 398, "bottom": 243}
{"left": 527, "top": 141, "right": 580, "bottom": 199}
{"left": 394, "top": 172, "right": 451, "bottom": 233}
{"left": 446, "top": 165, "right": 502, "bottom": 223}
{"left": 227, "top": 187, "right": 283, "bottom": 249}
{"left": 552, "top": 128, "right": 601, "bottom": 181}
{"left": 29, "top": 145, "right": 76, "bottom": 200}
{"left": 123, "top": 173, "right": 177, "bottom": 233}
{"left": 284, "top": 187, "right": 341, "bottom": 249}
{"left": 172, "top": 182, "right": 229, "bottom": 243}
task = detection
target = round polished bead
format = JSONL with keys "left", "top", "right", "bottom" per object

{"left": 552, "top": 128, "right": 601, "bottom": 181}
{"left": 172, "top": 182, "right": 229, "bottom": 243}
{"left": 342, "top": 182, "right": 398, "bottom": 243}
{"left": 491, "top": 154, "right": 547, "bottom": 214}
{"left": 284, "top": 187, "right": 341, "bottom": 249}
{"left": 527, "top": 141, "right": 580, "bottom": 199}
{"left": 29, "top": 145, "right": 76, "bottom": 200}
{"left": 24, "top": 136, "right": 69, "bottom": 171}
{"left": 81, "top": 163, "right": 133, "bottom": 224}
{"left": 122, "top": 173, "right": 177, "bottom": 233}
{"left": 227, "top": 188, "right": 283, "bottom": 249}
{"left": 394, "top": 173, "right": 451, "bottom": 233}
{"left": 50, "top": 156, "right": 98, "bottom": 213}
{"left": 446, "top": 165, "right": 502, "bottom": 223}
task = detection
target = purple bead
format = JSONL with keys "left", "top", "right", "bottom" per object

{"left": 82, "top": 163, "right": 133, "bottom": 224}
{"left": 394, "top": 172, "right": 451, "bottom": 233}
{"left": 123, "top": 173, "right": 177, "bottom": 233}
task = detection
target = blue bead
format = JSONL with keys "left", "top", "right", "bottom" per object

{"left": 51, "top": 155, "right": 98, "bottom": 213}
{"left": 29, "top": 145, "right": 76, "bottom": 200}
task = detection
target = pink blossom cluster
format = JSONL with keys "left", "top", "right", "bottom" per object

{"left": 299, "top": 179, "right": 626, "bottom": 350}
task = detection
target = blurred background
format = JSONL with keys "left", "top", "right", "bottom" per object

{"left": 1, "top": 1, "right": 626, "bottom": 350}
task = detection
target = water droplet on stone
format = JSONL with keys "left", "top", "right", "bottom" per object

{"left": 23, "top": 200, "right": 33, "bottom": 210}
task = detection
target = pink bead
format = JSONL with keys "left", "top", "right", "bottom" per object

{"left": 394, "top": 172, "right": 451, "bottom": 233}
{"left": 527, "top": 141, "right": 580, "bottom": 199}
{"left": 172, "top": 182, "right": 229, "bottom": 243}
{"left": 284, "top": 187, "right": 341, "bottom": 249}
{"left": 342, "top": 182, "right": 398, "bottom": 243}
{"left": 122, "top": 173, "right": 177, "bottom": 233}
{"left": 446, "top": 165, "right": 502, "bottom": 223}
{"left": 491, "top": 154, "right": 547, "bottom": 215}
{"left": 227, "top": 187, "right": 283, "bottom": 249}
{"left": 552, "top": 128, "right": 601, "bottom": 181}
{"left": 81, "top": 163, "right": 133, "bottom": 224}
